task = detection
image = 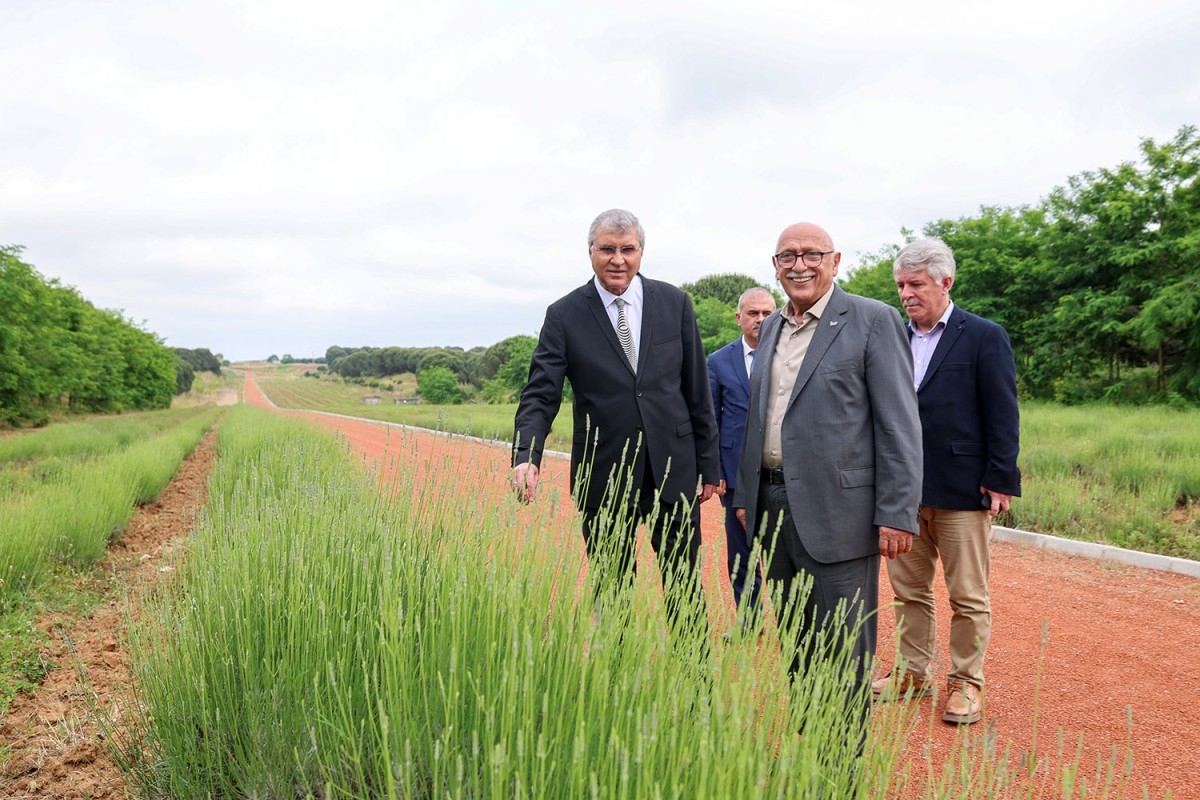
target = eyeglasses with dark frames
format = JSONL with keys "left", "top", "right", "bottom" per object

{"left": 773, "top": 250, "right": 832, "bottom": 269}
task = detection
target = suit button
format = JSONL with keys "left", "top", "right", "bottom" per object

{"left": 637, "top": 391, "right": 643, "bottom": 397}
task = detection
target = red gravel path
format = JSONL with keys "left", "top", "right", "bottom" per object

{"left": 245, "top": 373, "right": 1200, "bottom": 799}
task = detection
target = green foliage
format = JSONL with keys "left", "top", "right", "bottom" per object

{"left": 174, "top": 357, "right": 195, "bottom": 394}
{"left": 416, "top": 365, "right": 465, "bottom": 404}
{"left": 680, "top": 272, "right": 762, "bottom": 305}
{"left": 172, "top": 347, "right": 222, "bottom": 375}
{"left": 692, "top": 296, "right": 742, "bottom": 356}
{"left": 852, "top": 125, "right": 1200, "bottom": 405}
{"left": 0, "top": 245, "right": 178, "bottom": 427}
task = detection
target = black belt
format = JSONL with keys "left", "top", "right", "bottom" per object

{"left": 761, "top": 468, "right": 785, "bottom": 485}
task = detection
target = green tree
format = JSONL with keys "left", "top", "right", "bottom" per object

{"left": 680, "top": 273, "right": 762, "bottom": 305}
{"left": 417, "top": 366, "right": 465, "bottom": 404}
{"left": 692, "top": 296, "right": 742, "bottom": 356}
{"left": 176, "top": 357, "right": 196, "bottom": 394}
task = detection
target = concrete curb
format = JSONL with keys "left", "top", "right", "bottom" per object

{"left": 992, "top": 525, "right": 1200, "bottom": 579}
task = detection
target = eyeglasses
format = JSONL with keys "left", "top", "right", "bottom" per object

{"left": 592, "top": 245, "right": 641, "bottom": 258}
{"left": 773, "top": 250, "right": 832, "bottom": 269}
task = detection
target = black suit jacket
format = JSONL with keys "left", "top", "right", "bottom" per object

{"left": 914, "top": 305, "right": 1021, "bottom": 509}
{"left": 513, "top": 275, "right": 719, "bottom": 511}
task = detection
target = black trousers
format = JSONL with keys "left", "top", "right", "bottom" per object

{"left": 580, "top": 462, "right": 704, "bottom": 635}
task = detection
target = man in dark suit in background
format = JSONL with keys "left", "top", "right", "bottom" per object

{"left": 707, "top": 286, "right": 775, "bottom": 625}
{"left": 734, "top": 221, "right": 921, "bottom": 734}
{"left": 871, "top": 238, "right": 1021, "bottom": 726}
{"left": 511, "top": 208, "right": 719, "bottom": 630}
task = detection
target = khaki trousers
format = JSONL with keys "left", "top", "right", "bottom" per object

{"left": 885, "top": 506, "right": 991, "bottom": 688}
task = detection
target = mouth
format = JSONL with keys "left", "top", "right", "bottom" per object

{"left": 785, "top": 270, "right": 816, "bottom": 285}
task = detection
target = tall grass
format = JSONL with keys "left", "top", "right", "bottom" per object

{"left": 248, "top": 369, "right": 1200, "bottom": 560}
{"left": 1016, "top": 403, "right": 1200, "bottom": 558}
{"left": 127, "top": 406, "right": 913, "bottom": 798}
{"left": 0, "top": 407, "right": 219, "bottom": 608}
{"left": 120, "top": 406, "right": 1162, "bottom": 798}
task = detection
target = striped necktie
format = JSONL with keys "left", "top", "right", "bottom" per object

{"left": 748, "top": 349, "right": 755, "bottom": 377}
{"left": 614, "top": 297, "right": 637, "bottom": 372}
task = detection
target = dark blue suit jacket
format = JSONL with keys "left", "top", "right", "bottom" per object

{"left": 707, "top": 337, "right": 751, "bottom": 491}
{"left": 914, "top": 305, "right": 1021, "bottom": 510}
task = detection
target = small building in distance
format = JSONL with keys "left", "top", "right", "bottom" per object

{"left": 362, "top": 395, "right": 382, "bottom": 405}
{"left": 394, "top": 397, "right": 420, "bottom": 405}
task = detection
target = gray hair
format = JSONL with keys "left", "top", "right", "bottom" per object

{"left": 737, "top": 286, "right": 775, "bottom": 311}
{"left": 893, "top": 238, "right": 957, "bottom": 282}
{"left": 588, "top": 209, "right": 645, "bottom": 250}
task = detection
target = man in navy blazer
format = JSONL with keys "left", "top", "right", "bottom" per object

{"left": 707, "top": 287, "right": 775, "bottom": 621}
{"left": 511, "top": 208, "right": 720, "bottom": 631}
{"left": 872, "top": 238, "right": 1021, "bottom": 726}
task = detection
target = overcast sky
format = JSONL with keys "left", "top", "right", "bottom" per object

{"left": 3, "top": 0, "right": 1197, "bottom": 362}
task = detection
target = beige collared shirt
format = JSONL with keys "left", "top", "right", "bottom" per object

{"left": 761, "top": 287, "right": 835, "bottom": 470}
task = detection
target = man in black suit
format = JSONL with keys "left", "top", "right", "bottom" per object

{"left": 511, "top": 208, "right": 720, "bottom": 628}
{"left": 871, "top": 238, "right": 1021, "bottom": 726}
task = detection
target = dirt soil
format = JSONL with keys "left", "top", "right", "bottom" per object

{"left": 3, "top": 376, "right": 1197, "bottom": 799}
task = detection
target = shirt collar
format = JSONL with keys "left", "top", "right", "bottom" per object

{"left": 594, "top": 273, "right": 643, "bottom": 307}
{"left": 908, "top": 300, "right": 954, "bottom": 335}
{"left": 781, "top": 284, "right": 835, "bottom": 327}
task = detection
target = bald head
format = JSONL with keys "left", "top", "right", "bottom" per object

{"left": 776, "top": 222, "right": 834, "bottom": 252}
{"left": 773, "top": 221, "right": 840, "bottom": 314}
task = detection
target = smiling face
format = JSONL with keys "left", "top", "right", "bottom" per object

{"left": 773, "top": 222, "right": 839, "bottom": 315}
{"left": 896, "top": 266, "right": 953, "bottom": 332}
{"left": 589, "top": 227, "right": 643, "bottom": 296}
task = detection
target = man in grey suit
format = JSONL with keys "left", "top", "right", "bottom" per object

{"left": 734, "top": 221, "right": 922, "bottom": 728}
{"left": 511, "top": 208, "right": 719, "bottom": 632}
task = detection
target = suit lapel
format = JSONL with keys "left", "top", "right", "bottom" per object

{"left": 583, "top": 281, "right": 636, "bottom": 377}
{"left": 787, "top": 287, "right": 848, "bottom": 411}
{"left": 753, "top": 312, "right": 783, "bottom": 419}
{"left": 637, "top": 278, "right": 654, "bottom": 378}
{"left": 919, "top": 306, "right": 966, "bottom": 392}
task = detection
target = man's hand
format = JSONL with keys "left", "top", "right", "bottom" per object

{"left": 714, "top": 479, "right": 727, "bottom": 497}
{"left": 735, "top": 508, "right": 747, "bottom": 528}
{"left": 878, "top": 526, "right": 914, "bottom": 559}
{"left": 981, "top": 486, "right": 1013, "bottom": 517}
{"left": 511, "top": 463, "right": 540, "bottom": 504}
{"left": 698, "top": 483, "right": 719, "bottom": 503}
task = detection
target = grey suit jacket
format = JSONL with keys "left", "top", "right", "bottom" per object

{"left": 733, "top": 285, "right": 922, "bottom": 564}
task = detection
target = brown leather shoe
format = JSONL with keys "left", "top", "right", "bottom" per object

{"left": 871, "top": 670, "right": 932, "bottom": 702}
{"left": 941, "top": 680, "right": 982, "bottom": 724}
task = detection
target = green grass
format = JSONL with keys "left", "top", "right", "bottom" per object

{"left": 251, "top": 362, "right": 574, "bottom": 453}
{"left": 119, "top": 406, "right": 1151, "bottom": 799}
{"left": 1016, "top": 402, "right": 1200, "bottom": 558}
{"left": 0, "top": 407, "right": 221, "bottom": 610}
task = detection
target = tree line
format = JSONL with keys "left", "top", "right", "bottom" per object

{"left": 336, "top": 126, "right": 1199, "bottom": 407}
{"left": 842, "top": 125, "right": 1200, "bottom": 405}
{"left": 0, "top": 245, "right": 182, "bottom": 427}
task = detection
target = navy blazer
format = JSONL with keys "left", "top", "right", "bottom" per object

{"left": 707, "top": 337, "right": 752, "bottom": 491}
{"left": 513, "top": 275, "right": 720, "bottom": 511}
{"left": 914, "top": 305, "right": 1021, "bottom": 510}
